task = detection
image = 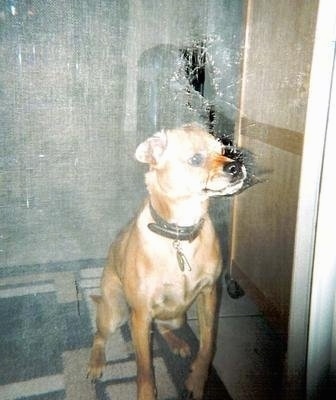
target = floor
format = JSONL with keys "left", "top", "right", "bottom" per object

{"left": 0, "top": 259, "right": 284, "bottom": 400}
{"left": 188, "top": 283, "right": 284, "bottom": 400}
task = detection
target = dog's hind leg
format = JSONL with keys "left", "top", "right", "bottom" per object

{"left": 156, "top": 318, "right": 191, "bottom": 358}
{"left": 87, "top": 274, "right": 128, "bottom": 380}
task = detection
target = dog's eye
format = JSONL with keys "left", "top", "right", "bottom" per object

{"left": 188, "top": 153, "right": 205, "bottom": 167}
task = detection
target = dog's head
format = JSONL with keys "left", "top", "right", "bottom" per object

{"left": 135, "top": 124, "right": 246, "bottom": 198}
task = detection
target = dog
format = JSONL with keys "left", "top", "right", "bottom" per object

{"left": 87, "top": 123, "right": 246, "bottom": 400}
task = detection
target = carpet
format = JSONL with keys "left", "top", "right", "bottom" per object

{"left": 0, "top": 259, "right": 231, "bottom": 400}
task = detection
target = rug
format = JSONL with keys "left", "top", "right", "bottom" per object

{"left": 0, "top": 259, "right": 232, "bottom": 400}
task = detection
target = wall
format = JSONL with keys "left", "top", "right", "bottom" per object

{"left": 231, "top": 0, "right": 319, "bottom": 335}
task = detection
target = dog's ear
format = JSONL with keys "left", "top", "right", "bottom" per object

{"left": 135, "top": 130, "right": 167, "bottom": 164}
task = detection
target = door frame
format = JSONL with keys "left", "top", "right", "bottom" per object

{"left": 286, "top": 0, "right": 336, "bottom": 397}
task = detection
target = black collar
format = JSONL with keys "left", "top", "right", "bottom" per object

{"left": 147, "top": 203, "right": 204, "bottom": 242}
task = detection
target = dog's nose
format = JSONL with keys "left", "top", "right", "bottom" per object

{"left": 223, "top": 161, "right": 243, "bottom": 179}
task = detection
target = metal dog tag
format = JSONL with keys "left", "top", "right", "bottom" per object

{"left": 173, "top": 240, "right": 192, "bottom": 272}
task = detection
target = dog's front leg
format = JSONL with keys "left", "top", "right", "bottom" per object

{"left": 131, "top": 309, "right": 156, "bottom": 400}
{"left": 185, "top": 285, "right": 218, "bottom": 399}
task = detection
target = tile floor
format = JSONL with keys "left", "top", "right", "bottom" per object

{"left": 188, "top": 285, "right": 284, "bottom": 400}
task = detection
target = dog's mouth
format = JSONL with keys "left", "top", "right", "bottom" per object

{"left": 203, "top": 162, "right": 247, "bottom": 196}
{"left": 203, "top": 179, "right": 245, "bottom": 197}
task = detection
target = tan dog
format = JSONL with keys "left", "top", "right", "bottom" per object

{"left": 87, "top": 124, "right": 246, "bottom": 400}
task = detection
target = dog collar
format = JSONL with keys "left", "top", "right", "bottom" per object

{"left": 147, "top": 203, "right": 204, "bottom": 242}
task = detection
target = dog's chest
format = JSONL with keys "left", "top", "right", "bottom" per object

{"left": 136, "top": 209, "right": 220, "bottom": 319}
{"left": 150, "top": 270, "right": 213, "bottom": 321}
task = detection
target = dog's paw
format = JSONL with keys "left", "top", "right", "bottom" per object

{"left": 185, "top": 367, "right": 207, "bottom": 400}
{"left": 86, "top": 363, "right": 104, "bottom": 382}
{"left": 161, "top": 330, "right": 191, "bottom": 358}
{"left": 86, "top": 349, "right": 106, "bottom": 382}
{"left": 171, "top": 337, "right": 191, "bottom": 358}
